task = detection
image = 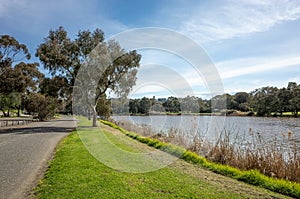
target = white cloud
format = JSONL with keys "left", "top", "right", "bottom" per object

{"left": 216, "top": 55, "right": 300, "bottom": 79}
{"left": 0, "top": 0, "right": 23, "bottom": 17}
{"left": 180, "top": 0, "right": 300, "bottom": 42}
{"left": 0, "top": 0, "right": 127, "bottom": 37}
{"left": 135, "top": 54, "right": 300, "bottom": 96}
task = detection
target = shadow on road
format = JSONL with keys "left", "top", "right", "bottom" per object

{"left": 0, "top": 126, "right": 76, "bottom": 135}
{"left": 0, "top": 118, "right": 77, "bottom": 135}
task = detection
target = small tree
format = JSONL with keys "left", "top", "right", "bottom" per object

{"left": 138, "top": 97, "right": 151, "bottom": 115}
{"left": 25, "top": 93, "right": 57, "bottom": 120}
{"left": 0, "top": 93, "right": 21, "bottom": 117}
{"left": 129, "top": 99, "right": 139, "bottom": 114}
{"left": 163, "top": 96, "right": 181, "bottom": 113}
{"left": 96, "top": 94, "right": 111, "bottom": 120}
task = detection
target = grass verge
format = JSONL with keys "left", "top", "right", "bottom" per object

{"left": 101, "top": 120, "right": 300, "bottom": 198}
{"left": 34, "top": 118, "right": 290, "bottom": 198}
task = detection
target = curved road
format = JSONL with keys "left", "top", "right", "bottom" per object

{"left": 0, "top": 116, "right": 76, "bottom": 199}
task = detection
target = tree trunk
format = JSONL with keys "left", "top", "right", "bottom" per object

{"left": 17, "top": 106, "right": 21, "bottom": 117}
{"left": 294, "top": 108, "right": 298, "bottom": 117}
{"left": 88, "top": 110, "right": 91, "bottom": 120}
{"left": 1, "top": 109, "right": 7, "bottom": 117}
{"left": 92, "top": 105, "right": 97, "bottom": 127}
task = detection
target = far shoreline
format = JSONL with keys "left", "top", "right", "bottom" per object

{"left": 112, "top": 111, "right": 299, "bottom": 118}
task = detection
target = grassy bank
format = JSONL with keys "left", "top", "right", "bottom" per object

{"left": 102, "top": 120, "right": 300, "bottom": 198}
{"left": 34, "top": 118, "right": 290, "bottom": 198}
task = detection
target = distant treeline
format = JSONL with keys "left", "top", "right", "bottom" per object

{"left": 111, "top": 82, "right": 300, "bottom": 117}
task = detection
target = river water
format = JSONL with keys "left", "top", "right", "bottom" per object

{"left": 112, "top": 115, "right": 300, "bottom": 146}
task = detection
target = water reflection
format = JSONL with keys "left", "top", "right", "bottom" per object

{"left": 113, "top": 115, "right": 300, "bottom": 148}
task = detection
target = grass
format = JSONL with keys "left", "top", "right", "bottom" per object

{"left": 34, "top": 117, "right": 290, "bottom": 198}
{"left": 113, "top": 118, "right": 300, "bottom": 183}
{"left": 102, "top": 120, "right": 300, "bottom": 198}
{"left": 281, "top": 111, "right": 300, "bottom": 116}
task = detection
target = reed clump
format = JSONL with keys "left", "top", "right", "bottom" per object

{"left": 114, "top": 119, "right": 300, "bottom": 183}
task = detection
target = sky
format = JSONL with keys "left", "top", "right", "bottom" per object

{"left": 1, "top": 0, "right": 300, "bottom": 99}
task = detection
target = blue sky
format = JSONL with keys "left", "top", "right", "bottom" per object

{"left": 1, "top": 0, "right": 300, "bottom": 99}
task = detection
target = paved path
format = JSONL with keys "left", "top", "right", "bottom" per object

{"left": 0, "top": 116, "right": 76, "bottom": 199}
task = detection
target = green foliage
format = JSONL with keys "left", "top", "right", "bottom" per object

{"left": 251, "top": 86, "right": 279, "bottom": 116}
{"left": 39, "top": 76, "right": 68, "bottom": 99}
{"left": 127, "top": 81, "right": 300, "bottom": 116}
{"left": 101, "top": 120, "right": 300, "bottom": 198}
{"left": 129, "top": 99, "right": 139, "bottom": 114}
{"left": 236, "top": 170, "right": 300, "bottom": 197}
{"left": 129, "top": 97, "right": 164, "bottom": 115}
{"left": 182, "top": 150, "right": 207, "bottom": 165}
{"left": 138, "top": 97, "right": 151, "bottom": 115}
{"left": 0, "top": 35, "right": 30, "bottom": 63}
{"left": 163, "top": 96, "right": 181, "bottom": 113}
{"left": 180, "top": 95, "right": 199, "bottom": 113}
{"left": 250, "top": 82, "right": 300, "bottom": 117}
{"left": 0, "top": 92, "right": 21, "bottom": 117}
{"left": 25, "top": 93, "right": 57, "bottom": 120}
{"left": 0, "top": 34, "right": 43, "bottom": 117}
{"left": 37, "top": 26, "right": 141, "bottom": 126}
{"left": 96, "top": 94, "right": 111, "bottom": 120}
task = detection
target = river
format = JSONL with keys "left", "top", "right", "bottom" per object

{"left": 112, "top": 115, "right": 300, "bottom": 147}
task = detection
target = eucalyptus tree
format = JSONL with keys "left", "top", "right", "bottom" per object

{"left": 163, "top": 96, "right": 181, "bottom": 113}
{"left": 37, "top": 27, "right": 141, "bottom": 126}
{"left": 74, "top": 40, "right": 140, "bottom": 126}
{"left": 250, "top": 86, "right": 278, "bottom": 116}
{"left": 138, "top": 97, "right": 151, "bottom": 114}
{"left": 0, "top": 35, "right": 42, "bottom": 116}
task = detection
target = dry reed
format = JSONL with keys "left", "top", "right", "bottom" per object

{"left": 113, "top": 118, "right": 300, "bottom": 183}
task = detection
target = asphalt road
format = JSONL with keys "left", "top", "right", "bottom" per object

{"left": 0, "top": 116, "right": 76, "bottom": 199}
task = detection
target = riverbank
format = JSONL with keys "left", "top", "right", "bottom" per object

{"left": 128, "top": 111, "right": 300, "bottom": 117}
{"left": 33, "top": 118, "right": 295, "bottom": 198}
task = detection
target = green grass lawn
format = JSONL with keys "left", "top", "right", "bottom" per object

{"left": 34, "top": 118, "right": 291, "bottom": 199}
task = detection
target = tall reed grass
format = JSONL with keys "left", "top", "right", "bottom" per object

{"left": 113, "top": 118, "right": 300, "bottom": 183}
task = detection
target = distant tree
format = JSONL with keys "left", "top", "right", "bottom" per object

{"left": 151, "top": 101, "right": 165, "bottom": 113}
{"left": 198, "top": 98, "right": 211, "bottom": 113}
{"left": 211, "top": 93, "right": 234, "bottom": 111}
{"left": 163, "top": 96, "right": 181, "bottom": 113}
{"left": 180, "top": 96, "right": 199, "bottom": 113}
{"left": 234, "top": 92, "right": 250, "bottom": 111}
{"left": 129, "top": 99, "right": 139, "bottom": 114}
{"left": 250, "top": 86, "right": 278, "bottom": 116}
{"left": 277, "top": 87, "right": 291, "bottom": 116}
{"left": 111, "top": 98, "right": 129, "bottom": 115}
{"left": 288, "top": 83, "right": 300, "bottom": 117}
{"left": 234, "top": 92, "right": 249, "bottom": 104}
{"left": 138, "top": 97, "right": 151, "bottom": 115}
